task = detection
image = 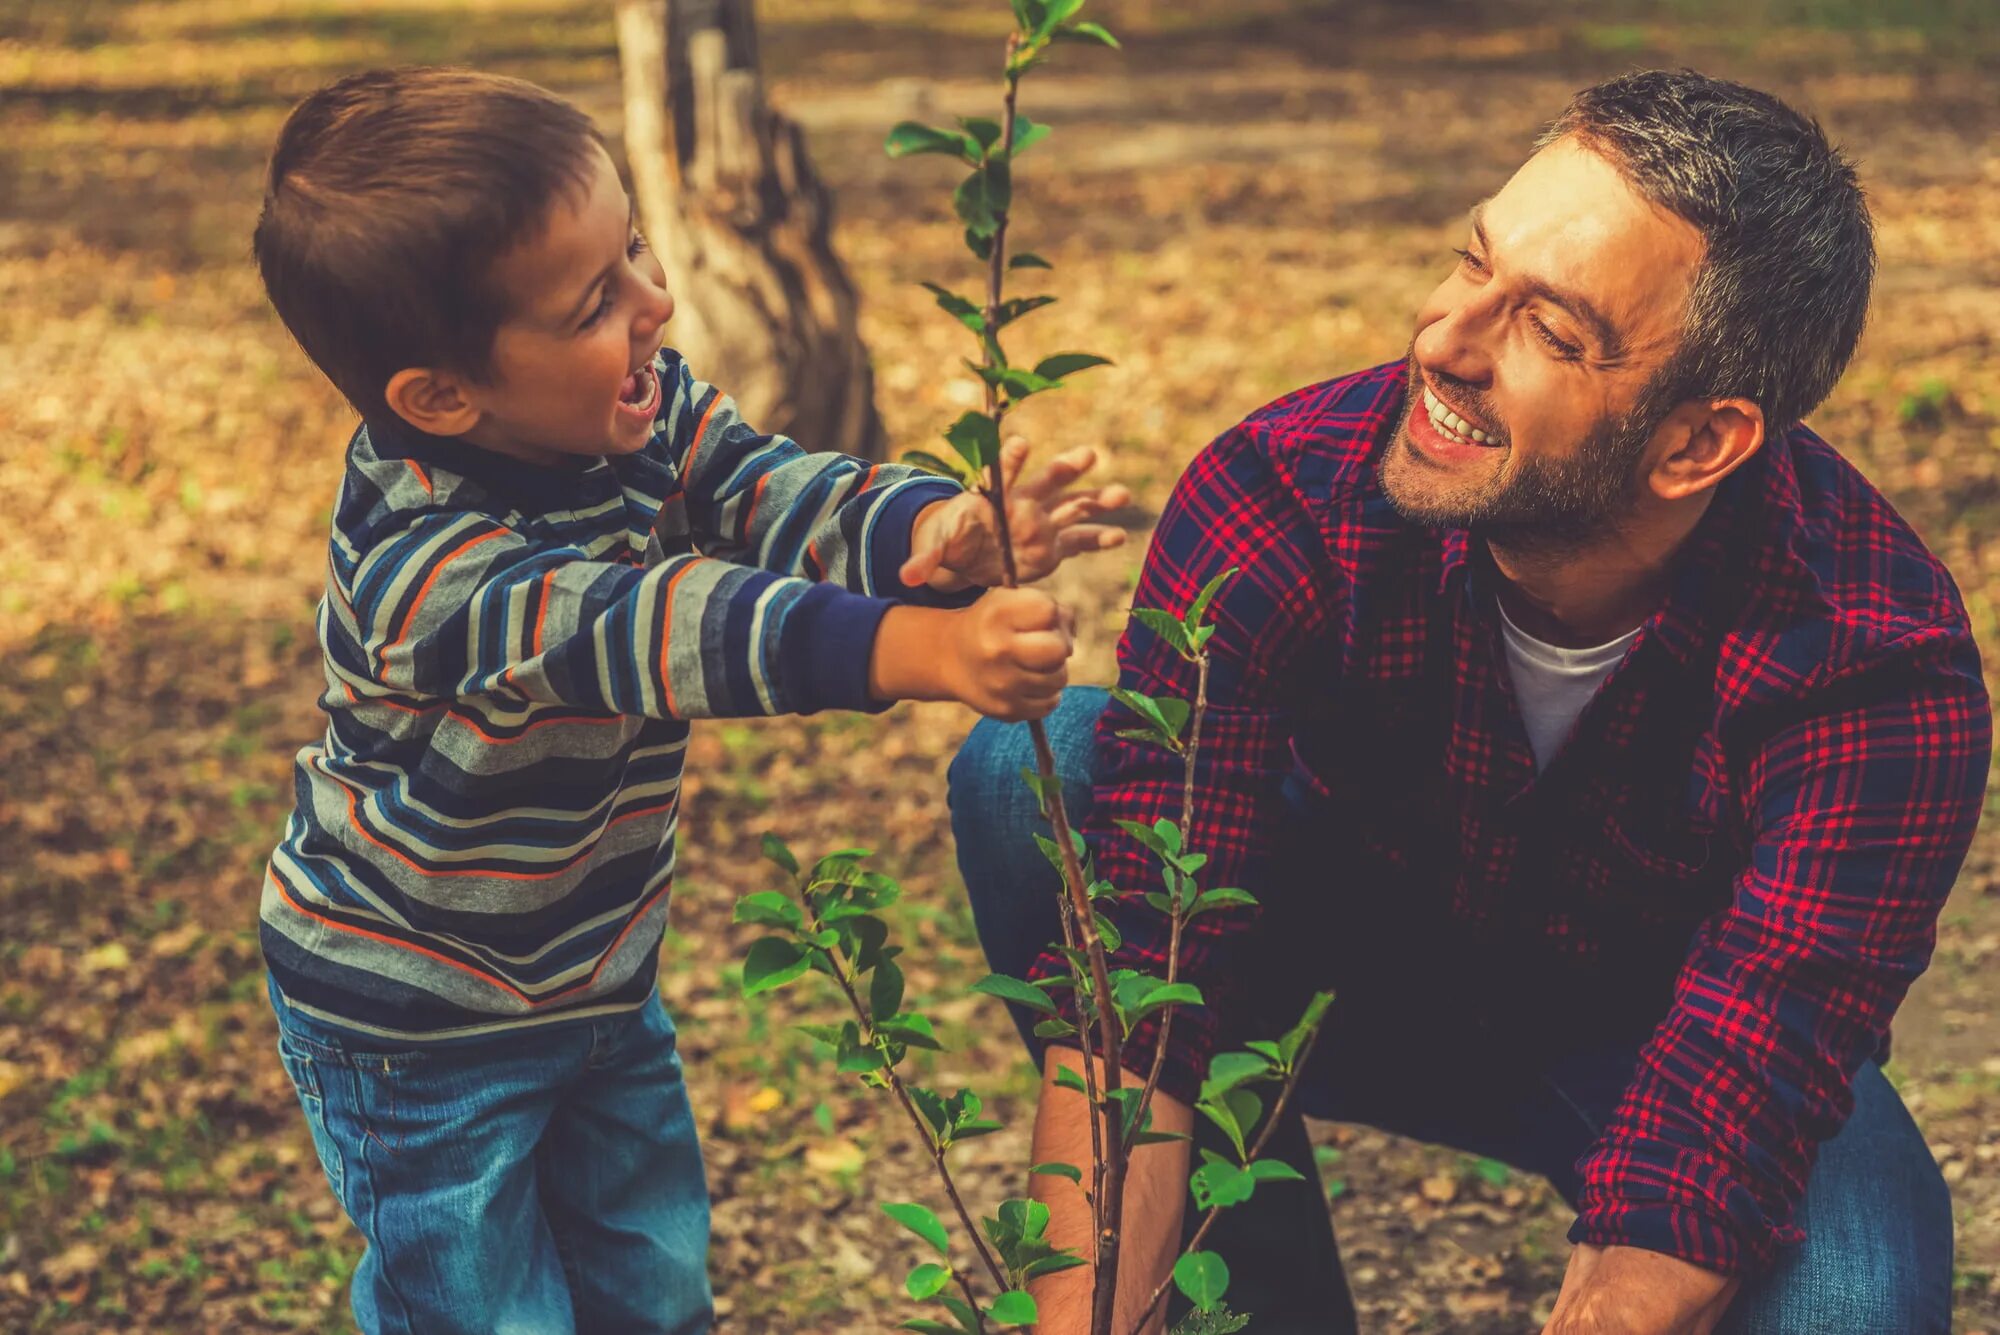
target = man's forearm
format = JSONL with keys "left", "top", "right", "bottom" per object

{"left": 1029, "top": 1046, "right": 1193, "bottom": 1335}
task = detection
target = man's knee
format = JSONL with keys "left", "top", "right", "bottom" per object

{"left": 946, "top": 685, "right": 1108, "bottom": 822}
{"left": 1722, "top": 1066, "right": 1952, "bottom": 1335}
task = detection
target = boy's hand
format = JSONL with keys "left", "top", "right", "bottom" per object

{"left": 901, "top": 440, "right": 1131, "bottom": 593}
{"left": 869, "top": 590, "right": 1073, "bottom": 721}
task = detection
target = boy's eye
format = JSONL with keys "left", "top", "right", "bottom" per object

{"left": 1452, "top": 246, "right": 1487, "bottom": 275}
{"left": 580, "top": 286, "right": 615, "bottom": 330}
{"left": 629, "top": 231, "right": 649, "bottom": 257}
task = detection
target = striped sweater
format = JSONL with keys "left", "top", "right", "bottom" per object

{"left": 262, "top": 348, "right": 964, "bottom": 1042}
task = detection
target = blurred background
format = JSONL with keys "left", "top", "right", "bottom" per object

{"left": 1, "top": 0, "right": 1996, "bottom": 1329}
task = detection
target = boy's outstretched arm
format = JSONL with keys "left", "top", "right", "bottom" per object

{"left": 343, "top": 510, "right": 1072, "bottom": 723}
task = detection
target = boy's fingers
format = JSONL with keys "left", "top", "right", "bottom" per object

{"left": 1013, "top": 445, "right": 1099, "bottom": 504}
{"left": 899, "top": 543, "right": 944, "bottom": 587}
{"left": 994, "top": 589, "right": 1064, "bottom": 631}
{"left": 1008, "top": 629, "right": 1074, "bottom": 672}
{"left": 1056, "top": 526, "right": 1126, "bottom": 558}
{"left": 1044, "top": 484, "right": 1133, "bottom": 530}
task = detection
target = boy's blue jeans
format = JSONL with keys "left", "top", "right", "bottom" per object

{"left": 948, "top": 687, "right": 1954, "bottom": 1334}
{"left": 269, "top": 980, "right": 713, "bottom": 1335}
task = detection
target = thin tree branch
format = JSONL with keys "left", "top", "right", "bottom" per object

{"left": 1129, "top": 1015, "right": 1330, "bottom": 1335}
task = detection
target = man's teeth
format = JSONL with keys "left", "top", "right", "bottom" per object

{"left": 1422, "top": 386, "right": 1493, "bottom": 444}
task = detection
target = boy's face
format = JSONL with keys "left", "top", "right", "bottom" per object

{"left": 456, "top": 145, "right": 674, "bottom": 466}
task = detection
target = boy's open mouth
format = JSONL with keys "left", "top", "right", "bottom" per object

{"left": 616, "top": 364, "right": 660, "bottom": 419}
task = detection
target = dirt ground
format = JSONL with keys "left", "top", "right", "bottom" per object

{"left": 3, "top": 0, "right": 1998, "bottom": 1330}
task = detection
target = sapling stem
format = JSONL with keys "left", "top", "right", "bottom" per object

{"left": 788, "top": 872, "right": 1008, "bottom": 1300}
{"left": 965, "top": 37, "right": 1131, "bottom": 1332}
{"left": 1133, "top": 649, "right": 1210, "bottom": 1136}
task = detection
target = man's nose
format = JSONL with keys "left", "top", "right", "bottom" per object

{"left": 1414, "top": 293, "right": 1496, "bottom": 388}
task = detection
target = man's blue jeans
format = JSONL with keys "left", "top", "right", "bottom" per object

{"left": 948, "top": 687, "right": 1953, "bottom": 1334}
{"left": 269, "top": 980, "right": 713, "bottom": 1335}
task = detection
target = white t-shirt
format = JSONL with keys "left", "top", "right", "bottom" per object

{"left": 1496, "top": 600, "right": 1643, "bottom": 772}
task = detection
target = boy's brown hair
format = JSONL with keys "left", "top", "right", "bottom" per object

{"left": 253, "top": 67, "right": 603, "bottom": 423}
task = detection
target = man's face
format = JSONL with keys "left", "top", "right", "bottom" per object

{"left": 463, "top": 145, "right": 675, "bottom": 465}
{"left": 1379, "top": 137, "right": 1705, "bottom": 546}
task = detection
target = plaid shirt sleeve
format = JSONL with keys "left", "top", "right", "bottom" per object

{"left": 1572, "top": 618, "right": 1992, "bottom": 1274}
{"left": 1027, "top": 418, "right": 1332, "bottom": 1103}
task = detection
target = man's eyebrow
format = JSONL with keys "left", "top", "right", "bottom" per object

{"left": 561, "top": 201, "right": 640, "bottom": 326}
{"left": 1468, "top": 202, "right": 1627, "bottom": 361}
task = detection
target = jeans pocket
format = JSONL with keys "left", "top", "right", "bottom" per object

{"left": 275, "top": 1035, "right": 347, "bottom": 1198}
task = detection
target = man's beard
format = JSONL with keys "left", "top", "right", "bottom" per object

{"left": 1378, "top": 356, "right": 1664, "bottom": 556}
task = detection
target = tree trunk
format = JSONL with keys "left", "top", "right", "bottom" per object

{"left": 616, "top": 0, "right": 885, "bottom": 460}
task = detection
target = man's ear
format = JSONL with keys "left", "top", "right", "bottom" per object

{"left": 1649, "top": 397, "right": 1764, "bottom": 502}
{"left": 383, "top": 367, "right": 483, "bottom": 437}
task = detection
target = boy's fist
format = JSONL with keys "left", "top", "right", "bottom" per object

{"left": 870, "top": 590, "right": 1073, "bottom": 721}
{"left": 945, "top": 588, "right": 1073, "bottom": 721}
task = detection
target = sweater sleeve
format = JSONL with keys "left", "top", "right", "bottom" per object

{"left": 658, "top": 354, "right": 970, "bottom": 604}
{"left": 341, "top": 507, "right": 890, "bottom": 719}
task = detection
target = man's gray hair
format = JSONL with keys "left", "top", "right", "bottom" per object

{"left": 1538, "top": 69, "right": 1875, "bottom": 432}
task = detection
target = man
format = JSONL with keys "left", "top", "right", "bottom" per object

{"left": 948, "top": 71, "right": 1989, "bottom": 1334}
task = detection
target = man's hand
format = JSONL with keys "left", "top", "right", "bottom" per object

{"left": 902, "top": 440, "right": 1131, "bottom": 592}
{"left": 1543, "top": 1244, "right": 1738, "bottom": 1335}
{"left": 868, "top": 589, "right": 1072, "bottom": 720}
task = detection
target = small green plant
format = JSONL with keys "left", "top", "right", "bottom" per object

{"left": 737, "top": 4, "right": 1332, "bottom": 1332}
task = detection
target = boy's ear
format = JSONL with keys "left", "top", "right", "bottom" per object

{"left": 383, "top": 367, "right": 482, "bottom": 437}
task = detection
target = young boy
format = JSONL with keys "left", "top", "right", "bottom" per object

{"left": 253, "top": 67, "right": 1128, "bottom": 1335}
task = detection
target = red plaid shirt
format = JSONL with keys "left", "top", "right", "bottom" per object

{"left": 1051, "top": 360, "right": 1991, "bottom": 1274}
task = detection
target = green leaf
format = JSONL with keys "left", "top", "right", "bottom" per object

{"left": 954, "top": 170, "right": 1000, "bottom": 238}
{"left": 1053, "top": 1064, "right": 1089, "bottom": 1095}
{"left": 1033, "top": 1016, "right": 1078, "bottom": 1039}
{"left": 1189, "top": 1159, "right": 1256, "bottom": 1209}
{"left": 1093, "top": 911, "right": 1122, "bottom": 953}
{"left": 971, "top": 973, "right": 1059, "bottom": 1015}
{"left": 759, "top": 832, "right": 799, "bottom": 876}
{"left": 1009, "top": 116, "right": 1052, "bottom": 157}
{"left": 898, "top": 1322, "right": 961, "bottom": 1335}
{"left": 878, "top": 1012, "right": 943, "bottom": 1050}
{"left": 1174, "top": 1251, "right": 1230, "bottom": 1312}
{"left": 870, "top": 959, "right": 905, "bottom": 1021}
{"left": 1031, "top": 1161, "right": 1083, "bottom": 1183}
{"left": 954, "top": 1118, "right": 1002, "bottom": 1140}
{"left": 1130, "top": 607, "right": 1193, "bottom": 656}
{"left": 987, "top": 1291, "right": 1038, "bottom": 1326}
{"left": 1008, "top": 251, "right": 1053, "bottom": 271}
{"left": 1054, "top": 20, "right": 1121, "bottom": 48}
{"left": 998, "top": 1197, "right": 1051, "bottom": 1242}
{"left": 965, "top": 227, "right": 995, "bottom": 261}
{"left": 1191, "top": 887, "right": 1258, "bottom": 915}
{"left": 741, "top": 937, "right": 811, "bottom": 996}
{"left": 886, "top": 121, "right": 978, "bottom": 161}
{"left": 1278, "top": 990, "right": 1336, "bottom": 1067}
{"left": 732, "top": 891, "right": 803, "bottom": 932}
{"left": 1245, "top": 1039, "right": 1283, "bottom": 1063}
{"left": 909, "top": 1085, "right": 950, "bottom": 1139}
{"left": 1009, "top": 0, "right": 1047, "bottom": 34}
{"left": 882, "top": 1201, "right": 950, "bottom": 1256}
{"left": 1169, "top": 1302, "right": 1252, "bottom": 1335}
{"left": 1133, "top": 981, "right": 1204, "bottom": 1017}
{"left": 995, "top": 368, "right": 1061, "bottom": 401}
{"left": 901, "top": 449, "right": 975, "bottom": 486}
{"left": 920, "top": 282, "right": 986, "bottom": 332}
{"left": 1109, "top": 687, "right": 1189, "bottom": 749}
{"left": 958, "top": 116, "right": 1004, "bottom": 153}
{"left": 941, "top": 1297, "right": 982, "bottom": 1333}
{"left": 1035, "top": 0, "right": 1086, "bottom": 37}
{"left": 906, "top": 1262, "right": 952, "bottom": 1300}
{"left": 1130, "top": 1123, "right": 1193, "bottom": 1147}
{"left": 944, "top": 411, "right": 1001, "bottom": 473}
{"left": 1021, "top": 1252, "right": 1088, "bottom": 1280}
{"left": 1184, "top": 567, "right": 1238, "bottom": 634}
{"left": 992, "top": 294, "right": 1056, "bottom": 329}
{"left": 1200, "top": 1050, "right": 1275, "bottom": 1101}
{"left": 1034, "top": 352, "right": 1113, "bottom": 381}
{"left": 1247, "top": 1158, "right": 1308, "bottom": 1184}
